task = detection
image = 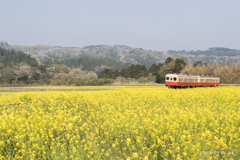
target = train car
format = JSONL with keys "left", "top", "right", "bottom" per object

{"left": 165, "top": 74, "right": 220, "bottom": 88}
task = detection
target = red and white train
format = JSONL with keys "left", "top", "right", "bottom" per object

{"left": 165, "top": 74, "right": 220, "bottom": 88}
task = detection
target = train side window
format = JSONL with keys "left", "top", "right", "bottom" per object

{"left": 166, "top": 77, "right": 169, "bottom": 80}
{"left": 179, "top": 78, "right": 183, "bottom": 82}
{"left": 173, "top": 77, "right": 177, "bottom": 81}
{"left": 184, "top": 78, "right": 188, "bottom": 82}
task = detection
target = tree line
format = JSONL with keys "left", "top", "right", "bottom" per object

{"left": 0, "top": 47, "right": 38, "bottom": 67}
{"left": 98, "top": 57, "right": 187, "bottom": 83}
{"left": 41, "top": 57, "right": 131, "bottom": 71}
{"left": 182, "top": 61, "right": 240, "bottom": 84}
{"left": 0, "top": 46, "right": 187, "bottom": 86}
{"left": 1, "top": 46, "right": 240, "bottom": 86}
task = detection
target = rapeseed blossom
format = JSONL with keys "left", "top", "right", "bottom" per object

{"left": 0, "top": 86, "right": 239, "bottom": 159}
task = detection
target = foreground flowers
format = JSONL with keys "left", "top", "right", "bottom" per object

{"left": 0, "top": 86, "right": 239, "bottom": 159}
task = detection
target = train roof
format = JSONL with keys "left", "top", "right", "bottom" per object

{"left": 199, "top": 76, "right": 220, "bottom": 78}
{"left": 178, "top": 74, "right": 199, "bottom": 77}
{"left": 166, "top": 74, "right": 219, "bottom": 78}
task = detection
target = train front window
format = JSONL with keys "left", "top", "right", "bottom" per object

{"left": 166, "top": 77, "right": 169, "bottom": 81}
{"left": 170, "top": 78, "right": 172, "bottom": 81}
{"left": 173, "top": 77, "right": 177, "bottom": 81}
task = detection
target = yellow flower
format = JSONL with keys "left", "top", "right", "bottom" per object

{"left": 0, "top": 86, "right": 239, "bottom": 159}
{"left": 132, "top": 152, "right": 138, "bottom": 158}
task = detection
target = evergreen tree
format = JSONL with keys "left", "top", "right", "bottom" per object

{"left": 98, "top": 69, "right": 117, "bottom": 79}
{"left": 0, "top": 47, "right": 38, "bottom": 67}
{"left": 174, "top": 58, "right": 187, "bottom": 73}
{"left": 165, "top": 57, "right": 173, "bottom": 65}
{"left": 38, "top": 64, "right": 49, "bottom": 73}
{"left": 120, "top": 69, "right": 129, "bottom": 78}
{"left": 157, "top": 60, "right": 175, "bottom": 83}
{"left": 148, "top": 63, "right": 158, "bottom": 76}
{"left": 126, "top": 64, "right": 147, "bottom": 79}
{"left": 157, "top": 63, "right": 163, "bottom": 69}
{"left": 29, "top": 72, "right": 40, "bottom": 83}
{"left": 155, "top": 63, "right": 164, "bottom": 83}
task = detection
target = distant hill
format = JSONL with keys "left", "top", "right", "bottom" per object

{"left": 167, "top": 48, "right": 240, "bottom": 64}
{"left": 1, "top": 41, "right": 240, "bottom": 66}
{"left": 0, "top": 43, "right": 131, "bottom": 72}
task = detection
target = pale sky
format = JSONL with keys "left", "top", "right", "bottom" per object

{"left": 1, "top": 0, "right": 240, "bottom": 51}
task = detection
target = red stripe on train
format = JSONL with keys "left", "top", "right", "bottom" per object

{"left": 165, "top": 81, "right": 219, "bottom": 87}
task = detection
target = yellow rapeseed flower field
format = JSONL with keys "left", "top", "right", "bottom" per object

{"left": 0, "top": 86, "right": 239, "bottom": 159}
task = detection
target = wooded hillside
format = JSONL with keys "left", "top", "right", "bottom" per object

{"left": 2, "top": 41, "right": 240, "bottom": 67}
